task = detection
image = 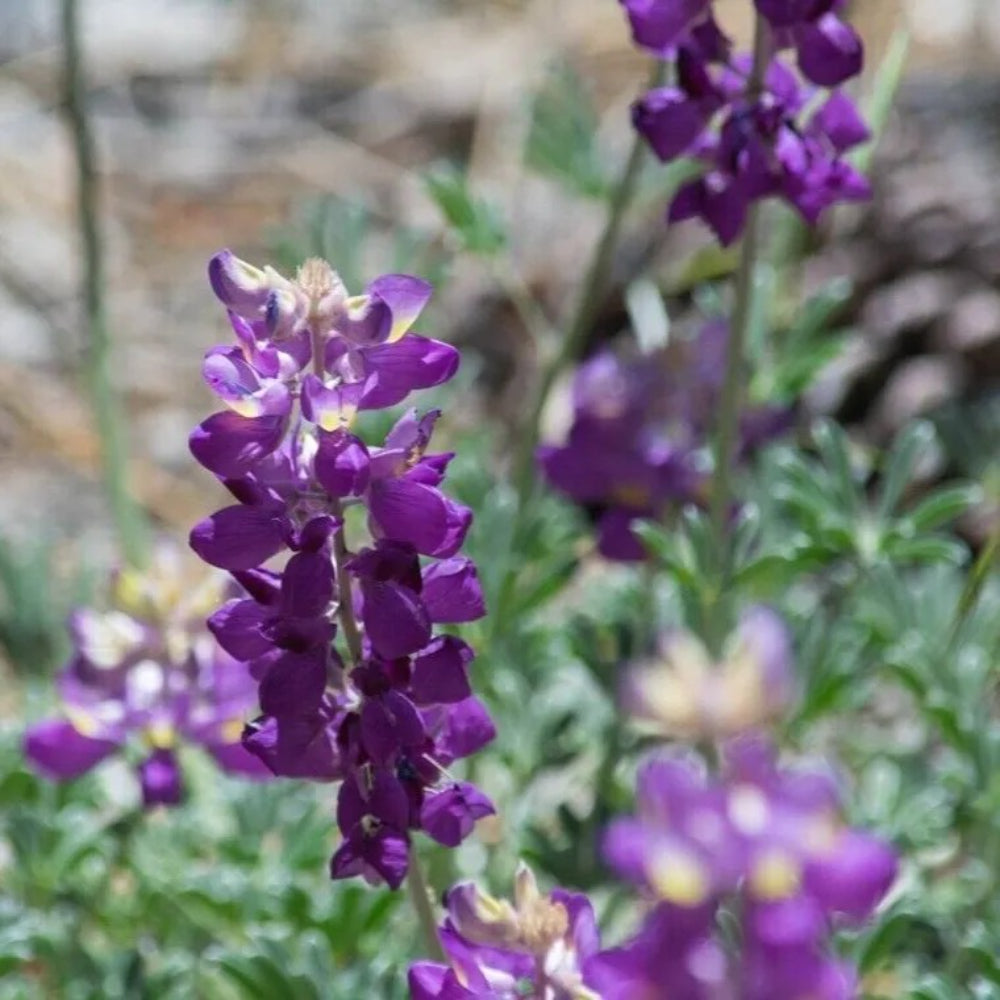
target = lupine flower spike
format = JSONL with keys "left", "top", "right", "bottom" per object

{"left": 24, "top": 545, "right": 270, "bottom": 807}
{"left": 189, "top": 251, "right": 495, "bottom": 888}
{"left": 622, "top": 0, "right": 870, "bottom": 243}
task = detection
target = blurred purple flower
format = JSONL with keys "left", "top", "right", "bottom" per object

{"left": 24, "top": 546, "right": 271, "bottom": 806}
{"left": 538, "top": 328, "right": 790, "bottom": 561}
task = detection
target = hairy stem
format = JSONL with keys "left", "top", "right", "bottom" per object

{"left": 407, "top": 848, "right": 445, "bottom": 963}
{"left": 706, "top": 17, "right": 770, "bottom": 646}
{"left": 61, "top": 0, "right": 147, "bottom": 568}
{"left": 330, "top": 499, "right": 363, "bottom": 667}
{"left": 512, "top": 62, "right": 665, "bottom": 504}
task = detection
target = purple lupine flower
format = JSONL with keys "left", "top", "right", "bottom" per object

{"left": 408, "top": 863, "right": 602, "bottom": 999}
{"left": 620, "top": 0, "right": 869, "bottom": 243}
{"left": 24, "top": 546, "right": 271, "bottom": 805}
{"left": 538, "top": 327, "right": 789, "bottom": 561}
{"left": 189, "top": 252, "right": 495, "bottom": 886}
{"left": 588, "top": 733, "right": 897, "bottom": 998}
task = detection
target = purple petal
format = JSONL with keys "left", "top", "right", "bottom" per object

{"left": 366, "top": 274, "right": 433, "bottom": 343}
{"left": 420, "top": 782, "right": 494, "bottom": 847}
{"left": 315, "top": 430, "right": 371, "bottom": 497}
{"left": 24, "top": 719, "right": 119, "bottom": 780}
{"left": 795, "top": 13, "right": 863, "bottom": 87}
{"left": 421, "top": 558, "right": 486, "bottom": 623}
{"left": 207, "top": 599, "right": 273, "bottom": 660}
{"left": 359, "top": 579, "right": 432, "bottom": 660}
{"left": 258, "top": 649, "right": 328, "bottom": 716}
{"left": 243, "top": 712, "right": 342, "bottom": 780}
{"left": 633, "top": 87, "right": 711, "bottom": 161}
{"left": 189, "top": 502, "right": 289, "bottom": 571}
{"left": 139, "top": 748, "right": 184, "bottom": 807}
{"left": 411, "top": 636, "right": 474, "bottom": 705}
{"left": 204, "top": 740, "right": 274, "bottom": 779}
{"left": 358, "top": 336, "right": 460, "bottom": 410}
{"left": 189, "top": 411, "right": 287, "bottom": 478}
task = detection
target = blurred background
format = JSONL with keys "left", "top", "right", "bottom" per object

{"left": 0, "top": 0, "right": 999, "bottom": 566}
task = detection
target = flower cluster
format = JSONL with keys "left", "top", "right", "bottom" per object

{"left": 24, "top": 546, "right": 269, "bottom": 807}
{"left": 621, "top": 0, "right": 870, "bottom": 243}
{"left": 588, "top": 738, "right": 897, "bottom": 998}
{"left": 538, "top": 324, "right": 789, "bottom": 560}
{"left": 189, "top": 251, "right": 495, "bottom": 889}
{"left": 409, "top": 864, "right": 602, "bottom": 999}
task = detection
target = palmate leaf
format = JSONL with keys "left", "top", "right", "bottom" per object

{"left": 425, "top": 167, "right": 506, "bottom": 256}
{"left": 526, "top": 63, "right": 609, "bottom": 200}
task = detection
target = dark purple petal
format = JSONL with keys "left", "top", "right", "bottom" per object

{"left": 243, "top": 712, "right": 342, "bottom": 780}
{"left": 810, "top": 91, "right": 870, "bottom": 152}
{"left": 189, "top": 411, "right": 287, "bottom": 478}
{"left": 795, "top": 14, "right": 863, "bottom": 87}
{"left": 633, "top": 87, "right": 711, "bottom": 161}
{"left": 431, "top": 696, "right": 496, "bottom": 761}
{"left": 411, "top": 636, "right": 474, "bottom": 705}
{"left": 139, "top": 748, "right": 184, "bottom": 807}
{"left": 23, "top": 719, "right": 119, "bottom": 780}
{"left": 207, "top": 599, "right": 273, "bottom": 660}
{"left": 358, "top": 336, "right": 460, "bottom": 410}
{"left": 420, "top": 782, "right": 494, "bottom": 847}
{"left": 421, "top": 558, "right": 486, "bottom": 623}
{"left": 620, "top": 0, "right": 712, "bottom": 53}
{"left": 204, "top": 740, "right": 274, "bottom": 779}
{"left": 280, "top": 550, "right": 335, "bottom": 619}
{"left": 258, "top": 649, "right": 327, "bottom": 717}
{"left": 359, "top": 579, "right": 432, "bottom": 660}
{"left": 315, "top": 430, "right": 371, "bottom": 497}
{"left": 368, "top": 478, "right": 450, "bottom": 555}
{"left": 329, "top": 824, "right": 410, "bottom": 889}
{"left": 189, "top": 502, "right": 289, "bottom": 571}
{"left": 361, "top": 691, "right": 426, "bottom": 763}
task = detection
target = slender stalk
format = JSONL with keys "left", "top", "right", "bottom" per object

{"left": 407, "top": 848, "right": 445, "bottom": 963}
{"left": 61, "top": 0, "right": 147, "bottom": 568}
{"left": 512, "top": 62, "right": 665, "bottom": 503}
{"left": 329, "top": 499, "right": 363, "bottom": 667}
{"left": 706, "top": 18, "right": 770, "bottom": 645}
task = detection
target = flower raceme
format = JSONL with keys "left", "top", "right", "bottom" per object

{"left": 189, "top": 251, "right": 495, "bottom": 889}
{"left": 589, "top": 739, "right": 897, "bottom": 998}
{"left": 620, "top": 0, "right": 870, "bottom": 244}
{"left": 24, "top": 545, "right": 269, "bottom": 807}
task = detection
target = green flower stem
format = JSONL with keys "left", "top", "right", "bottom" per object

{"left": 61, "top": 0, "right": 148, "bottom": 568}
{"left": 329, "top": 499, "right": 364, "bottom": 667}
{"left": 513, "top": 61, "right": 666, "bottom": 506}
{"left": 407, "top": 847, "right": 445, "bottom": 963}
{"left": 706, "top": 17, "right": 770, "bottom": 648}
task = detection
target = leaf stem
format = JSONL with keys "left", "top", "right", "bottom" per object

{"left": 706, "top": 17, "right": 770, "bottom": 646}
{"left": 513, "top": 61, "right": 665, "bottom": 504}
{"left": 61, "top": 0, "right": 147, "bottom": 568}
{"left": 407, "top": 847, "right": 445, "bottom": 963}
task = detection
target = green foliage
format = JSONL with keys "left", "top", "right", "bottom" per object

{"left": 424, "top": 167, "right": 506, "bottom": 257}
{"left": 0, "top": 537, "right": 94, "bottom": 676}
{"left": 525, "top": 63, "right": 609, "bottom": 200}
